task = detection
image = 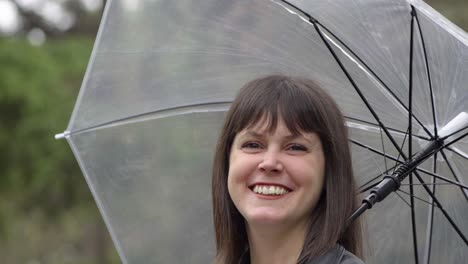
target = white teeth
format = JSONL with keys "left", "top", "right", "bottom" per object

{"left": 269, "top": 186, "right": 275, "bottom": 193}
{"left": 252, "top": 185, "right": 289, "bottom": 195}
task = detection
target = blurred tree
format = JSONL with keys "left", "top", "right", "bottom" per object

{"left": 0, "top": 38, "right": 86, "bottom": 216}
{"left": 426, "top": 0, "right": 468, "bottom": 31}
{"left": 0, "top": 37, "right": 118, "bottom": 263}
{"left": 1, "top": 0, "right": 105, "bottom": 37}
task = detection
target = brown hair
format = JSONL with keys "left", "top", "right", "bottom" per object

{"left": 212, "top": 75, "right": 362, "bottom": 263}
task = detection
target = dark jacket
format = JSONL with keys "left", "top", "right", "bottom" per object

{"left": 298, "top": 244, "right": 364, "bottom": 264}
{"left": 240, "top": 244, "right": 364, "bottom": 264}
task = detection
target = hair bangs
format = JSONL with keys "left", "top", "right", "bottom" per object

{"left": 230, "top": 76, "right": 324, "bottom": 136}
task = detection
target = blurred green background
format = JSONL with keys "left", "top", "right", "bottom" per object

{"left": 0, "top": 0, "right": 466, "bottom": 263}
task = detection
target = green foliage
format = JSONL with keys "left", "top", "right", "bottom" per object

{"left": 0, "top": 38, "right": 90, "bottom": 210}
{"left": 426, "top": 0, "right": 468, "bottom": 31}
{"left": 0, "top": 37, "right": 118, "bottom": 263}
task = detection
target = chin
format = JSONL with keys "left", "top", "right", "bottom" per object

{"left": 244, "top": 209, "right": 288, "bottom": 225}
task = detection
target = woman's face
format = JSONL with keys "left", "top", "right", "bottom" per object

{"left": 227, "top": 116, "right": 325, "bottom": 228}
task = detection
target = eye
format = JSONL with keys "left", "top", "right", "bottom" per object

{"left": 241, "top": 141, "right": 262, "bottom": 149}
{"left": 287, "top": 144, "right": 307, "bottom": 152}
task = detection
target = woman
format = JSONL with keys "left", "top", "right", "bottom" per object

{"left": 212, "top": 75, "right": 364, "bottom": 264}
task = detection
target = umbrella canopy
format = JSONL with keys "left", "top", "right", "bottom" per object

{"left": 57, "top": 0, "right": 468, "bottom": 263}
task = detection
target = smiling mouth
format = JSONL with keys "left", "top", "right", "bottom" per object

{"left": 250, "top": 185, "right": 291, "bottom": 196}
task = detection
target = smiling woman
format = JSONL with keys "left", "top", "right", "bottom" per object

{"left": 212, "top": 75, "right": 365, "bottom": 264}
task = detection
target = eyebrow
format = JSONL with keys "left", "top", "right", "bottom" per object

{"left": 242, "top": 130, "right": 314, "bottom": 144}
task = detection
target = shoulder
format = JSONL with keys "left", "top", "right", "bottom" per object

{"left": 339, "top": 249, "right": 365, "bottom": 264}
{"left": 304, "top": 245, "right": 365, "bottom": 264}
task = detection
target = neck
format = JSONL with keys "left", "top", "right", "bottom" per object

{"left": 246, "top": 221, "right": 308, "bottom": 264}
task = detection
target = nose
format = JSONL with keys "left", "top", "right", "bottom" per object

{"left": 258, "top": 149, "right": 283, "bottom": 173}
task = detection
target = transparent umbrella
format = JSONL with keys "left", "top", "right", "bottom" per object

{"left": 55, "top": 0, "right": 468, "bottom": 263}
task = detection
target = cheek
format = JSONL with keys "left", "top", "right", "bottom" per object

{"left": 294, "top": 159, "right": 326, "bottom": 211}
{"left": 292, "top": 158, "right": 325, "bottom": 187}
{"left": 227, "top": 152, "right": 245, "bottom": 195}
{"left": 228, "top": 151, "right": 253, "bottom": 181}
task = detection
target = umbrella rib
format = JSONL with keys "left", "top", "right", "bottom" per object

{"left": 412, "top": 170, "right": 468, "bottom": 246}
{"left": 279, "top": 3, "right": 459, "bottom": 198}
{"left": 408, "top": 9, "right": 419, "bottom": 264}
{"left": 396, "top": 189, "right": 439, "bottom": 208}
{"left": 64, "top": 102, "right": 232, "bottom": 137}
{"left": 371, "top": 155, "right": 385, "bottom": 177}
{"left": 277, "top": 0, "right": 419, "bottom": 157}
{"left": 350, "top": 139, "right": 400, "bottom": 192}
{"left": 401, "top": 182, "right": 453, "bottom": 186}
{"left": 312, "top": 20, "right": 406, "bottom": 162}
{"left": 345, "top": 116, "right": 431, "bottom": 141}
{"left": 423, "top": 198, "right": 435, "bottom": 264}
{"left": 423, "top": 153, "right": 437, "bottom": 264}
{"left": 440, "top": 149, "right": 468, "bottom": 201}
{"left": 351, "top": 139, "right": 468, "bottom": 191}
{"left": 350, "top": 139, "right": 403, "bottom": 166}
{"left": 414, "top": 6, "right": 438, "bottom": 137}
{"left": 392, "top": 127, "right": 410, "bottom": 175}
{"left": 395, "top": 190, "right": 412, "bottom": 208}
{"left": 443, "top": 131, "right": 468, "bottom": 149}
{"left": 311, "top": 13, "right": 432, "bottom": 137}
{"left": 415, "top": 167, "right": 468, "bottom": 191}
{"left": 380, "top": 127, "right": 389, "bottom": 173}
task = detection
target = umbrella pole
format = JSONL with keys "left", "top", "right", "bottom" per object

{"left": 347, "top": 139, "right": 444, "bottom": 227}
{"left": 347, "top": 112, "right": 468, "bottom": 226}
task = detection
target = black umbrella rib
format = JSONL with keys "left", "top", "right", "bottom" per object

{"left": 408, "top": 8, "right": 419, "bottom": 263}
{"left": 380, "top": 127, "right": 389, "bottom": 172}
{"left": 397, "top": 189, "right": 440, "bottom": 208}
{"left": 440, "top": 149, "right": 468, "bottom": 201}
{"left": 65, "top": 102, "right": 232, "bottom": 137}
{"left": 277, "top": 0, "right": 425, "bottom": 161}
{"left": 312, "top": 23, "right": 406, "bottom": 159}
{"left": 401, "top": 182, "right": 455, "bottom": 186}
{"left": 415, "top": 167, "right": 468, "bottom": 191}
{"left": 350, "top": 139, "right": 403, "bottom": 165}
{"left": 413, "top": 170, "right": 468, "bottom": 245}
{"left": 350, "top": 139, "right": 401, "bottom": 192}
{"left": 443, "top": 124, "right": 468, "bottom": 141}
{"left": 423, "top": 152, "right": 437, "bottom": 264}
{"left": 443, "top": 131, "right": 468, "bottom": 149}
{"left": 351, "top": 139, "right": 468, "bottom": 191}
{"left": 423, "top": 196, "right": 435, "bottom": 264}
{"left": 312, "top": 19, "right": 431, "bottom": 137}
{"left": 413, "top": 6, "right": 438, "bottom": 137}
{"left": 395, "top": 191, "right": 412, "bottom": 208}
{"left": 408, "top": 130, "right": 468, "bottom": 245}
